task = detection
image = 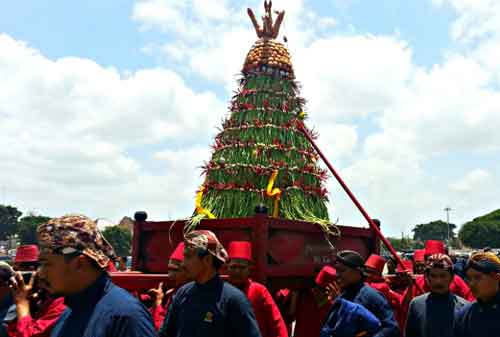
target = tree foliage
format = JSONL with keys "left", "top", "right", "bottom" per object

{"left": 412, "top": 220, "right": 456, "bottom": 241}
{"left": 387, "top": 237, "right": 417, "bottom": 251}
{"left": 459, "top": 209, "right": 500, "bottom": 248}
{"left": 0, "top": 205, "right": 22, "bottom": 239}
{"left": 18, "top": 215, "right": 51, "bottom": 244}
{"left": 102, "top": 226, "right": 132, "bottom": 257}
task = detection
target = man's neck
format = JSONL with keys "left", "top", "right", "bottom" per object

{"left": 479, "top": 292, "right": 499, "bottom": 304}
{"left": 196, "top": 269, "right": 217, "bottom": 285}
{"left": 67, "top": 270, "right": 103, "bottom": 296}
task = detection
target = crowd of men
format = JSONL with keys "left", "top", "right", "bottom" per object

{"left": 0, "top": 214, "right": 499, "bottom": 337}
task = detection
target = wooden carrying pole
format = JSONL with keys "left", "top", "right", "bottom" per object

{"left": 298, "top": 124, "right": 422, "bottom": 291}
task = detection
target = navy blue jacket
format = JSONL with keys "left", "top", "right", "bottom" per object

{"left": 341, "top": 282, "right": 400, "bottom": 337}
{"left": 321, "top": 297, "right": 381, "bottom": 337}
{"left": 50, "top": 273, "right": 157, "bottom": 337}
{"left": 454, "top": 292, "right": 500, "bottom": 337}
{"left": 159, "top": 275, "right": 262, "bottom": 337}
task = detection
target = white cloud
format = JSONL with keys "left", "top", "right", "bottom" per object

{"left": 433, "top": 0, "right": 500, "bottom": 42}
{"left": 0, "top": 33, "right": 225, "bottom": 221}
{"left": 450, "top": 169, "right": 491, "bottom": 193}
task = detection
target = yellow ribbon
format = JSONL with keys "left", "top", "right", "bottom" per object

{"left": 195, "top": 186, "right": 216, "bottom": 219}
{"left": 266, "top": 170, "right": 282, "bottom": 217}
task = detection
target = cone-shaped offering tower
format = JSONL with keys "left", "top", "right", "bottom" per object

{"left": 194, "top": 1, "right": 330, "bottom": 225}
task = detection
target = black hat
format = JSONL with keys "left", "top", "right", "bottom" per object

{"left": 336, "top": 250, "right": 366, "bottom": 270}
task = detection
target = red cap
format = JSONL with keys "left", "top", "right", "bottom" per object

{"left": 15, "top": 245, "right": 39, "bottom": 263}
{"left": 365, "top": 254, "right": 386, "bottom": 274}
{"left": 315, "top": 266, "right": 337, "bottom": 288}
{"left": 414, "top": 249, "right": 425, "bottom": 263}
{"left": 397, "top": 260, "right": 414, "bottom": 273}
{"left": 170, "top": 243, "right": 185, "bottom": 262}
{"left": 228, "top": 241, "right": 253, "bottom": 262}
{"left": 425, "top": 240, "right": 445, "bottom": 256}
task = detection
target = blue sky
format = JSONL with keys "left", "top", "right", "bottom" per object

{"left": 1, "top": 0, "right": 499, "bottom": 237}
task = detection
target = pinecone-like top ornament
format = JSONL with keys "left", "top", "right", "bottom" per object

{"left": 244, "top": 1, "right": 294, "bottom": 77}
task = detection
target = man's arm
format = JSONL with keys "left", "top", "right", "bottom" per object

{"left": 361, "top": 290, "right": 400, "bottom": 337}
{"left": 9, "top": 298, "right": 66, "bottom": 337}
{"left": 257, "top": 286, "right": 288, "bottom": 337}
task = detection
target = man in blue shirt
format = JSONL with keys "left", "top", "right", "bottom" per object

{"left": 36, "top": 214, "right": 157, "bottom": 337}
{"left": 335, "top": 250, "right": 400, "bottom": 337}
{"left": 320, "top": 266, "right": 381, "bottom": 337}
{"left": 454, "top": 252, "right": 500, "bottom": 337}
{"left": 159, "top": 230, "right": 262, "bottom": 337}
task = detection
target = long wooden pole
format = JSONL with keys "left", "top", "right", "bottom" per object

{"left": 298, "top": 123, "right": 421, "bottom": 290}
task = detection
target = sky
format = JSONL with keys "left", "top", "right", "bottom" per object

{"left": 1, "top": 0, "right": 499, "bottom": 237}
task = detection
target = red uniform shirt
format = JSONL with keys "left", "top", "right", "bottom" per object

{"left": 368, "top": 281, "right": 405, "bottom": 329}
{"left": 241, "top": 280, "right": 288, "bottom": 337}
{"left": 8, "top": 297, "right": 66, "bottom": 337}
{"left": 293, "top": 290, "right": 332, "bottom": 337}
{"left": 149, "top": 288, "right": 176, "bottom": 331}
{"left": 406, "top": 274, "right": 474, "bottom": 301}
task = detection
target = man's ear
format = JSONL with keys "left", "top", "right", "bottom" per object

{"left": 493, "top": 272, "right": 500, "bottom": 282}
{"left": 203, "top": 254, "right": 213, "bottom": 267}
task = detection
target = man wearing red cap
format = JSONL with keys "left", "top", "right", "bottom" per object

{"left": 287, "top": 266, "right": 337, "bottom": 337}
{"left": 226, "top": 241, "right": 288, "bottom": 337}
{"left": 7, "top": 245, "right": 66, "bottom": 337}
{"left": 365, "top": 255, "right": 405, "bottom": 329}
{"left": 403, "top": 241, "right": 474, "bottom": 301}
{"left": 13, "top": 245, "right": 40, "bottom": 272}
{"left": 149, "top": 242, "right": 190, "bottom": 330}
{"left": 412, "top": 250, "right": 426, "bottom": 275}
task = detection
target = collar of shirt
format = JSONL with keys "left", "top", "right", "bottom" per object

{"left": 64, "top": 273, "right": 109, "bottom": 311}
{"left": 428, "top": 292, "right": 453, "bottom": 301}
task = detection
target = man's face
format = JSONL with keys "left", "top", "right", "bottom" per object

{"left": 13, "top": 262, "right": 38, "bottom": 272}
{"left": 426, "top": 268, "right": 453, "bottom": 294}
{"left": 335, "top": 262, "right": 362, "bottom": 290}
{"left": 183, "top": 247, "right": 210, "bottom": 281}
{"left": 466, "top": 268, "right": 500, "bottom": 300}
{"left": 38, "top": 252, "right": 78, "bottom": 296}
{"left": 227, "top": 259, "right": 251, "bottom": 286}
{"left": 414, "top": 262, "right": 426, "bottom": 275}
{"left": 364, "top": 268, "right": 380, "bottom": 282}
{"left": 168, "top": 260, "right": 189, "bottom": 287}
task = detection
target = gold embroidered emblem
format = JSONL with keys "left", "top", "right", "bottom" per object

{"left": 203, "top": 311, "right": 214, "bottom": 323}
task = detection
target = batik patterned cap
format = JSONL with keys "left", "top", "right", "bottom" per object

{"left": 466, "top": 252, "right": 500, "bottom": 274}
{"left": 184, "top": 230, "right": 228, "bottom": 263}
{"left": 37, "top": 214, "right": 116, "bottom": 269}
{"left": 426, "top": 253, "right": 453, "bottom": 272}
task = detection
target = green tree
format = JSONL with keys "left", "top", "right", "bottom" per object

{"left": 18, "top": 214, "right": 51, "bottom": 244}
{"left": 386, "top": 237, "right": 419, "bottom": 252}
{"left": 102, "top": 226, "right": 132, "bottom": 257}
{"left": 459, "top": 209, "right": 500, "bottom": 248}
{"left": 412, "top": 220, "right": 456, "bottom": 241}
{"left": 0, "top": 205, "right": 22, "bottom": 239}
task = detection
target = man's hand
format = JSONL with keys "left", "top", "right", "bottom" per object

{"left": 9, "top": 272, "right": 36, "bottom": 319}
{"left": 148, "top": 282, "right": 164, "bottom": 308}
{"left": 325, "top": 281, "right": 341, "bottom": 301}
